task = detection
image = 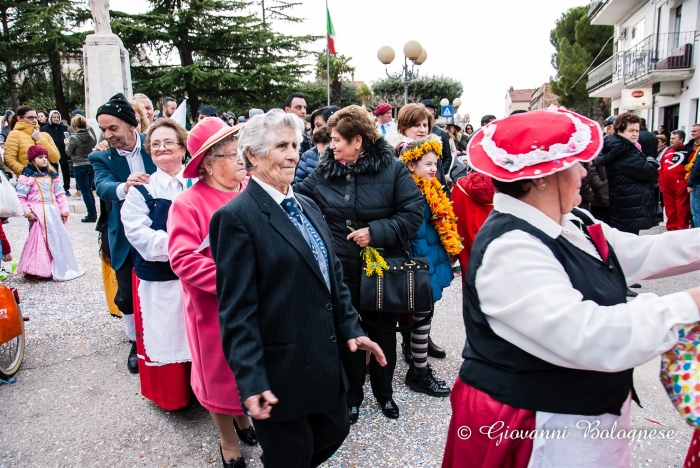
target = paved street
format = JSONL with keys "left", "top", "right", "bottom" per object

{"left": 0, "top": 205, "right": 698, "bottom": 468}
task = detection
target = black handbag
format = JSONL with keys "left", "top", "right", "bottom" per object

{"left": 359, "top": 219, "right": 434, "bottom": 332}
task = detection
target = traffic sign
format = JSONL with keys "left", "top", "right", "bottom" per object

{"left": 441, "top": 105, "right": 454, "bottom": 118}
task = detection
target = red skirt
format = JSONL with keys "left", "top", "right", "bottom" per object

{"left": 685, "top": 430, "right": 700, "bottom": 468}
{"left": 133, "top": 272, "right": 191, "bottom": 411}
{"left": 442, "top": 378, "right": 536, "bottom": 468}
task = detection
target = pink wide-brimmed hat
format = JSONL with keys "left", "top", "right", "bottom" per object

{"left": 467, "top": 106, "right": 603, "bottom": 182}
{"left": 184, "top": 118, "right": 245, "bottom": 178}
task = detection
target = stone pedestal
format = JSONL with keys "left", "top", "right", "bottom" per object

{"left": 83, "top": 34, "right": 133, "bottom": 122}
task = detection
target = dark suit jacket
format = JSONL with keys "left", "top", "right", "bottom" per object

{"left": 88, "top": 134, "right": 155, "bottom": 270}
{"left": 210, "top": 179, "right": 365, "bottom": 422}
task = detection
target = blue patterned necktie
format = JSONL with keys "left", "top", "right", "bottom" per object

{"left": 281, "top": 197, "right": 303, "bottom": 224}
{"left": 381, "top": 125, "right": 386, "bottom": 135}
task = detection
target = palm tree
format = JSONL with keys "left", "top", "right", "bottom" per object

{"left": 317, "top": 52, "right": 355, "bottom": 106}
{"left": 356, "top": 84, "right": 373, "bottom": 109}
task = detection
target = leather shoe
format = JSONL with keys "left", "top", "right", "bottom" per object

{"left": 127, "top": 341, "right": 139, "bottom": 374}
{"left": 81, "top": 216, "right": 97, "bottom": 223}
{"left": 626, "top": 287, "right": 638, "bottom": 298}
{"left": 233, "top": 418, "right": 258, "bottom": 446}
{"left": 379, "top": 399, "right": 399, "bottom": 419}
{"left": 348, "top": 406, "right": 359, "bottom": 425}
{"left": 219, "top": 444, "right": 245, "bottom": 468}
{"left": 427, "top": 337, "right": 446, "bottom": 359}
{"left": 630, "top": 283, "right": 642, "bottom": 289}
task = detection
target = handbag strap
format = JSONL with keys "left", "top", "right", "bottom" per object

{"left": 388, "top": 218, "right": 411, "bottom": 262}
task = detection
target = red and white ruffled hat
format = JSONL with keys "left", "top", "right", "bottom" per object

{"left": 467, "top": 106, "right": 603, "bottom": 182}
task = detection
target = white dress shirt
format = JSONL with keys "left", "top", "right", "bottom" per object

{"left": 474, "top": 193, "right": 700, "bottom": 468}
{"left": 121, "top": 166, "right": 191, "bottom": 364}
{"left": 252, "top": 175, "right": 298, "bottom": 208}
{"left": 116, "top": 132, "right": 147, "bottom": 201}
{"left": 377, "top": 121, "right": 398, "bottom": 136}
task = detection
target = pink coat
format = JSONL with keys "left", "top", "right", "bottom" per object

{"left": 167, "top": 179, "right": 248, "bottom": 415}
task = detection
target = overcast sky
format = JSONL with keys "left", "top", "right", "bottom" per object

{"left": 109, "top": 0, "right": 587, "bottom": 121}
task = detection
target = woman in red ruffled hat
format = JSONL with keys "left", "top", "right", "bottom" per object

{"left": 442, "top": 107, "right": 700, "bottom": 468}
{"left": 167, "top": 118, "right": 256, "bottom": 468}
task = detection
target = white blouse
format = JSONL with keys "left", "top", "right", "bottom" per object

{"left": 475, "top": 193, "right": 700, "bottom": 468}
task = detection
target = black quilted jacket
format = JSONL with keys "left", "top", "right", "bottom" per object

{"left": 594, "top": 133, "right": 658, "bottom": 233}
{"left": 295, "top": 137, "right": 423, "bottom": 307}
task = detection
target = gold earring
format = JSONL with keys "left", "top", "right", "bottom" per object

{"left": 538, "top": 183, "right": 546, "bottom": 191}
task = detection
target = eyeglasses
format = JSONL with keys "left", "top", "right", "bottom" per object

{"left": 211, "top": 152, "right": 238, "bottom": 159}
{"left": 23, "top": 115, "right": 37, "bottom": 121}
{"left": 149, "top": 140, "right": 181, "bottom": 150}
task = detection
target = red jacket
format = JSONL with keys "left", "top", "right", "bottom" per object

{"left": 451, "top": 171, "right": 494, "bottom": 274}
{"left": 660, "top": 145, "right": 692, "bottom": 182}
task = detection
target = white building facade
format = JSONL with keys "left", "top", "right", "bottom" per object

{"left": 587, "top": 0, "right": 699, "bottom": 132}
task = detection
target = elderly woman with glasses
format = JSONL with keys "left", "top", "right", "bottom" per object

{"left": 209, "top": 109, "right": 385, "bottom": 467}
{"left": 168, "top": 118, "right": 255, "bottom": 468}
{"left": 121, "top": 118, "right": 192, "bottom": 411}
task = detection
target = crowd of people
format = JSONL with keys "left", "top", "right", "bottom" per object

{"left": 0, "top": 90, "right": 699, "bottom": 468}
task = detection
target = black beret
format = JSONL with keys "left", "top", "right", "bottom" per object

{"left": 96, "top": 93, "right": 138, "bottom": 127}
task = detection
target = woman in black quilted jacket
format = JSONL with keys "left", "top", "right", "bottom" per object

{"left": 296, "top": 105, "right": 423, "bottom": 424}
{"left": 594, "top": 112, "right": 658, "bottom": 235}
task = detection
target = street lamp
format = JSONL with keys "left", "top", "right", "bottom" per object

{"left": 377, "top": 40, "right": 426, "bottom": 105}
{"left": 440, "top": 97, "right": 464, "bottom": 124}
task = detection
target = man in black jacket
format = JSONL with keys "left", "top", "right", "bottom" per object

{"left": 210, "top": 110, "right": 385, "bottom": 468}
{"left": 41, "top": 110, "right": 71, "bottom": 194}
{"left": 638, "top": 118, "right": 658, "bottom": 160}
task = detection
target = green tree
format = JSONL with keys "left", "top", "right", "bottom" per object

{"left": 316, "top": 52, "right": 355, "bottom": 107}
{"left": 550, "top": 6, "right": 613, "bottom": 119}
{"left": 356, "top": 83, "right": 373, "bottom": 108}
{"left": 302, "top": 81, "right": 360, "bottom": 114}
{"left": 0, "top": 0, "right": 88, "bottom": 115}
{"left": 112, "top": 0, "right": 317, "bottom": 118}
{"left": 371, "top": 75, "right": 463, "bottom": 109}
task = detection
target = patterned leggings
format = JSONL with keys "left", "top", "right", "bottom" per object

{"left": 410, "top": 310, "right": 432, "bottom": 368}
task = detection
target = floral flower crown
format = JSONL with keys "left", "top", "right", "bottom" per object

{"left": 398, "top": 137, "right": 442, "bottom": 164}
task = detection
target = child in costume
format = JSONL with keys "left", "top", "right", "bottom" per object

{"left": 398, "top": 137, "right": 462, "bottom": 398}
{"left": 16, "top": 145, "right": 84, "bottom": 280}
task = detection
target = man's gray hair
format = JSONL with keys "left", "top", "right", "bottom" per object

{"left": 238, "top": 109, "right": 303, "bottom": 171}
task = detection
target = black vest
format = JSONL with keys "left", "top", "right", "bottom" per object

{"left": 459, "top": 208, "right": 634, "bottom": 416}
{"left": 131, "top": 185, "right": 178, "bottom": 282}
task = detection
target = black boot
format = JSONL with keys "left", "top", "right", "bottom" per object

{"left": 626, "top": 287, "right": 638, "bottom": 298}
{"left": 408, "top": 364, "right": 451, "bottom": 397}
{"left": 127, "top": 340, "right": 139, "bottom": 374}
{"left": 405, "top": 364, "right": 446, "bottom": 387}
{"left": 427, "top": 336, "right": 446, "bottom": 359}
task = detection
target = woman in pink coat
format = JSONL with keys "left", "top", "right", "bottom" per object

{"left": 168, "top": 118, "right": 254, "bottom": 468}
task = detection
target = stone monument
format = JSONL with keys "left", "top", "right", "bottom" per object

{"left": 83, "top": 0, "right": 133, "bottom": 122}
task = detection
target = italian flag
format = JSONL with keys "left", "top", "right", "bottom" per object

{"left": 327, "top": 8, "right": 337, "bottom": 56}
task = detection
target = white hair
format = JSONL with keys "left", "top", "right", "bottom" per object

{"left": 238, "top": 109, "right": 304, "bottom": 171}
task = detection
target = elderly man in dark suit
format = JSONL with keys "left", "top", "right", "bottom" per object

{"left": 88, "top": 93, "right": 156, "bottom": 374}
{"left": 210, "top": 109, "right": 386, "bottom": 468}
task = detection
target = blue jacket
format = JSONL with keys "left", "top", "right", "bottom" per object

{"left": 410, "top": 203, "right": 453, "bottom": 302}
{"left": 88, "top": 134, "right": 156, "bottom": 270}
{"left": 294, "top": 146, "right": 320, "bottom": 184}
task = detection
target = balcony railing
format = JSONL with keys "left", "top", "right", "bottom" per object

{"left": 586, "top": 31, "right": 697, "bottom": 91}
{"left": 586, "top": 52, "right": 623, "bottom": 90}
{"left": 588, "top": 0, "right": 607, "bottom": 19}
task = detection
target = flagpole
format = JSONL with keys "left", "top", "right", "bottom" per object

{"left": 326, "top": 0, "right": 331, "bottom": 106}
